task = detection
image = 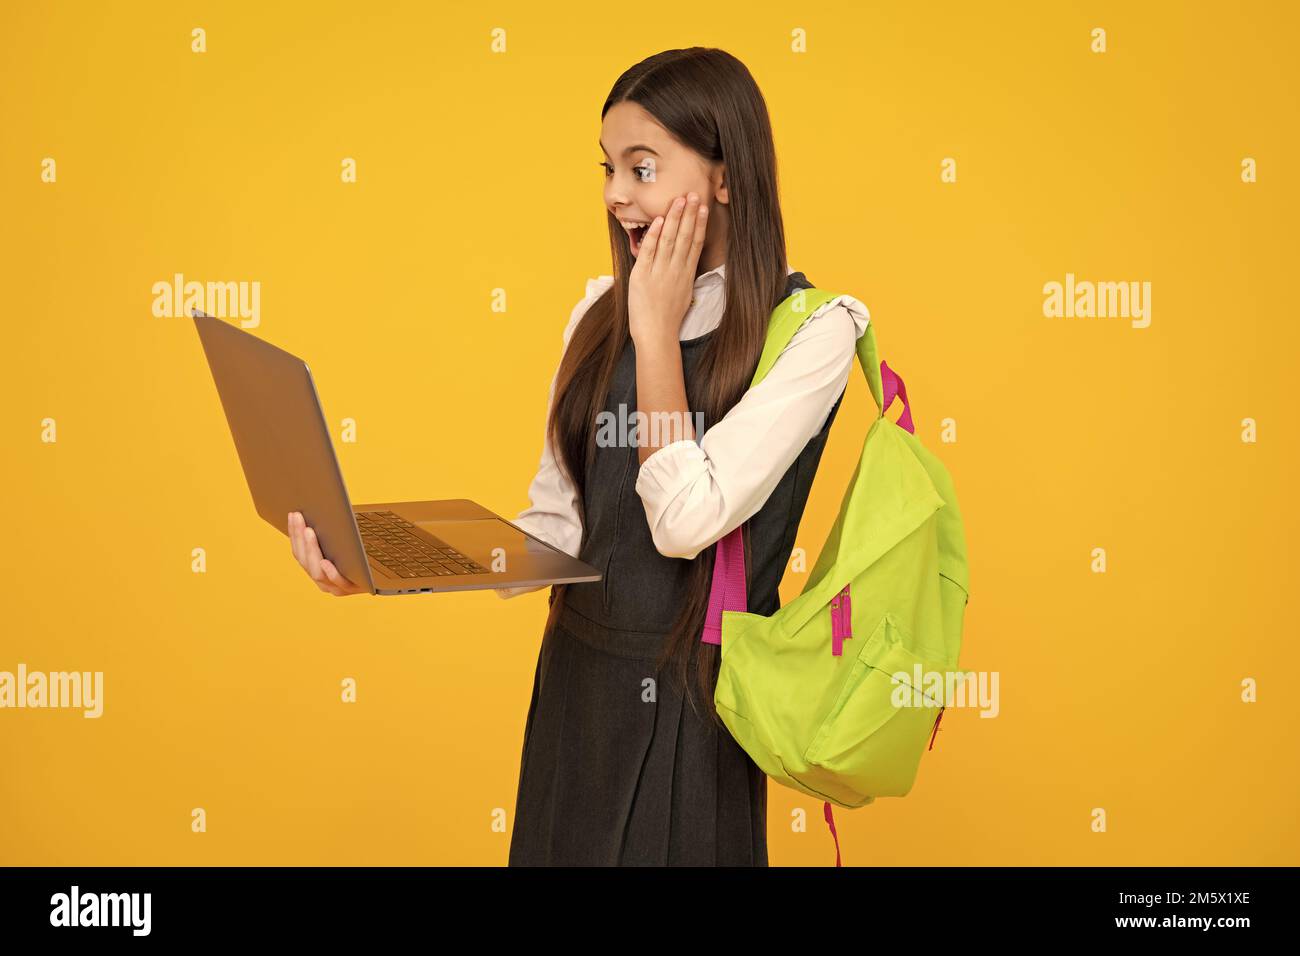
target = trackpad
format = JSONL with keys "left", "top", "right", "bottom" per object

{"left": 414, "top": 518, "right": 556, "bottom": 566}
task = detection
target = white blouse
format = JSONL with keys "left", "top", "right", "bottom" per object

{"left": 495, "top": 261, "right": 870, "bottom": 599}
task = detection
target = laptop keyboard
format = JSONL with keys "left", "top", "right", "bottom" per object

{"left": 355, "top": 510, "right": 489, "bottom": 578}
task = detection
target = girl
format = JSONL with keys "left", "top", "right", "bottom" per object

{"left": 288, "top": 47, "right": 869, "bottom": 866}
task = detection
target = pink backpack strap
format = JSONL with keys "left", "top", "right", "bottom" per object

{"left": 699, "top": 525, "right": 747, "bottom": 646}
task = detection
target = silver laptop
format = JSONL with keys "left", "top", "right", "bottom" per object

{"left": 192, "top": 309, "right": 601, "bottom": 595}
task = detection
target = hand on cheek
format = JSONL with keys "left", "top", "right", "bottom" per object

{"left": 627, "top": 192, "right": 709, "bottom": 347}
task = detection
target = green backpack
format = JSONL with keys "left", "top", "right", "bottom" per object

{"left": 701, "top": 287, "right": 970, "bottom": 866}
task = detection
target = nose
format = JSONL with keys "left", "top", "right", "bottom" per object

{"left": 604, "top": 177, "right": 631, "bottom": 212}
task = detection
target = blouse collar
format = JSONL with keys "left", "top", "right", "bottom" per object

{"left": 693, "top": 261, "right": 796, "bottom": 286}
{"left": 680, "top": 262, "right": 798, "bottom": 340}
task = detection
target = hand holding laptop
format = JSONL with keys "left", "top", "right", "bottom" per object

{"left": 288, "top": 511, "right": 368, "bottom": 596}
{"left": 192, "top": 308, "right": 600, "bottom": 596}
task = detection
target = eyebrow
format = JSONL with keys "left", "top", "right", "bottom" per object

{"left": 599, "top": 141, "right": 661, "bottom": 159}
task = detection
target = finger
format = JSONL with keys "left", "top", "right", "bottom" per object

{"left": 320, "top": 559, "right": 361, "bottom": 594}
{"left": 638, "top": 215, "right": 665, "bottom": 266}
{"left": 303, "top": 525, "right": 326, "bottom": 581}
{"left": 683, "top": 200, "right": 708, "bottom": 271}
{"left": 315, "top": 578, "right": 345, "bottom": 596}
{"left": 653, "top": 196, "right": 686, "bottom": 274}
{"left": 672, "top": 194, "right": 702, "bottom": 270}
{"left": 289, "top": 512, "right": 306, "bottom": 565}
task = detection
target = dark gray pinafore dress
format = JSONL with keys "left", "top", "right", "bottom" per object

{"left": 508, "top": 271, "right": 845, "bottom": 866}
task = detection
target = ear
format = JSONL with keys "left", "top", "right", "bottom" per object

{"left": 712, "top": 161, "right": 729, "bottom": 205}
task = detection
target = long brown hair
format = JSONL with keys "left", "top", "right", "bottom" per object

{"left": 546, "top": 48, "right": 790, "bottom": 726}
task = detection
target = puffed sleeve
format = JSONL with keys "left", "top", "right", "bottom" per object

{"left": 496, "top": 276, "right": 615, "bottom": 599}
{"left": 633, "top": 293, "right": 870, "bottom": 560}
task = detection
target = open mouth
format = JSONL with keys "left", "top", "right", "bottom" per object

{"left": 620, "top": 220, "right": 651, "bottom": 255}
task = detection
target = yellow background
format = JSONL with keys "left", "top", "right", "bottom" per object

{"left": 2, "top": 0, "right": 1296, "bottom": 865}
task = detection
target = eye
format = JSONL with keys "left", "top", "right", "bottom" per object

{"left": 598, "top": 161, "right": 655, "bottom": 182}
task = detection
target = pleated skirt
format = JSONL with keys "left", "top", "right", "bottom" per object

{"left": 507, "top": 602, "right": 768, "bottom": 866}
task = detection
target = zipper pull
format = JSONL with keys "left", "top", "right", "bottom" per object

{"left": 840, "top": 585, "right": 853, "bottom": 641}
{"left": 830, "top": 595, "right": 843, "bottom": 656}
{"left": 823, "top": 801, "right": 843, "bottom": 867}
{"left": 829, "top": 584, "right": 853, "bottom": 656}
{"left": 832, "top": 580, "right": 852, "bottom": 655}
{"left": 928, "top": 707, "right": 945, "bottom": 751}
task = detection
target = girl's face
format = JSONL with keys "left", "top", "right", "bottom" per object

{"left": 600, "top": 101, "right": 728, "bottom": 272}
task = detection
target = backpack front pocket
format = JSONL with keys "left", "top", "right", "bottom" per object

{"left": 803, "top": 613, "right": 948, "bottom": 799}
